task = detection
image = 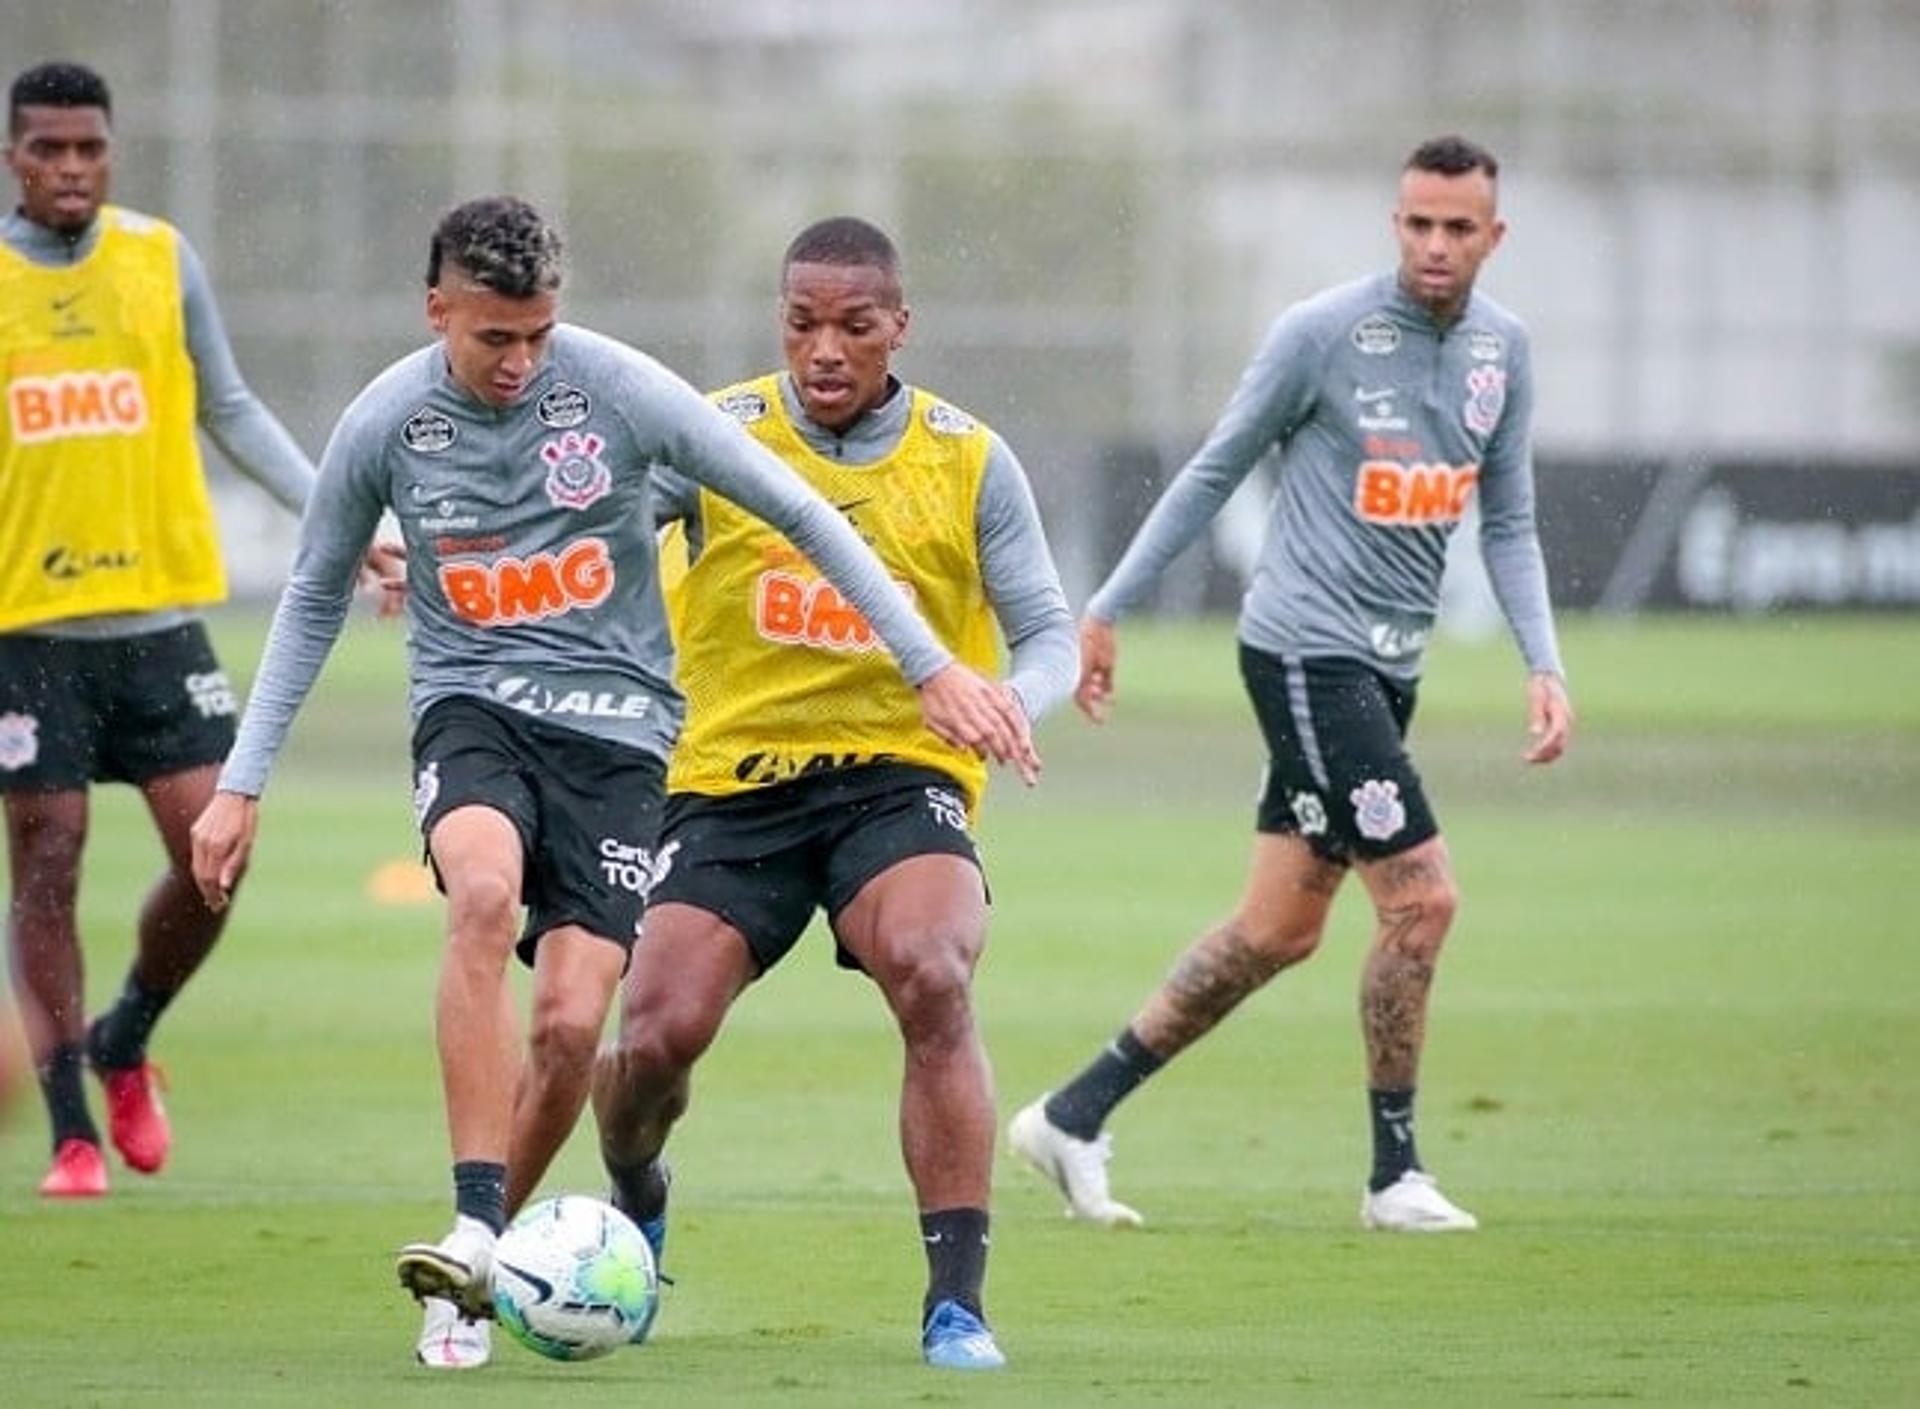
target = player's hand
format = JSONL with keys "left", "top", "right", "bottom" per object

{"left": 1524, "top": 672, "right": 1573, "bottom": 765}
{"left": 359, "top": 540, "right": 407, "bottom": 620}
{"left": 916, "top": 663, "right": 1042, "bottom": 786}
{"left": 190, "top": 790, "right": 261, "bottom": 913}
{"left": 1074, "top": 616, "right": 1117, "bottom": 723}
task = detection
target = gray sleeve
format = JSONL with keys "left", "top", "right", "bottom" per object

{"left": 633, "top": 369, "right": 952, "bottom": 684}
{"left": 977, "top": 434, "right": 1076, "bottom": 721}
{"left": 1475, "top": 331, "right": 1565, "bottom": 679}
{"left": 216, "top": 410, "right": 388, "bottom": 796}
{"left": 180, "top": 235, "right": 316, "bottom": 513}
{"left": 651, "top": 461, "right": 700, "bottom": 527}
{"left": 1086, "top": 311, "right": 1320, "bottom": 621}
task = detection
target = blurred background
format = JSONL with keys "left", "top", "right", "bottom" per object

{"left": 7, "top": 0, "right": 1919, "bottom": 615}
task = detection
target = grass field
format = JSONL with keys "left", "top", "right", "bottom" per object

{"left": 2, "top": 611, "right": 1916, "bottom": 1405}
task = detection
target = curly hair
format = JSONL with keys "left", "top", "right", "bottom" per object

{"left": 426, "top": 196, "right": 565, "bottom": 297}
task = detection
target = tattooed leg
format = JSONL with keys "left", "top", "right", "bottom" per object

{"left": 1133, "top": 834, "right": 1345, "bottom": 1059}
{"left": 1354, "top": 838, "right": 1459, "bottom": 1088}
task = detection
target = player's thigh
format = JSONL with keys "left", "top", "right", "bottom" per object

{"left": 832, "top": 854, "right": 987, "bottom": 989}
{"left": 428, "top": 804, "right": 528, "bottom": 908}
{"left": 413, "top": 696, "right": 538, "bottom": 904}
{"left": 826, "top": 775, "right": 987, "bottom": 981}
{"left": 138, "top": 762, "right": 222, "bottom": 871}
{"left": 1231, "top": 831, "right": 1346, "bottom": 949}
{"left": 529, "top": 923, "right": 628, "bottom": 1034}
{"left": 617, "top": 901, "right": 756, "bottom": 1051}
{"left": 644, "top": 790, "right": 824, "bottom": 976}
{"left": 1352, "top": 833, "right": 1458, "bottom": 924}
{"left": 3, "top": 787, "right": 89, "bottom": 901}
{"left": 518, "top": 731, "right": 667, "bottom": 969}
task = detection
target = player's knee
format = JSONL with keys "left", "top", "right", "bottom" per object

{"left": 442, "top": 870, "right": 520, "bottom": 950}
{"left": 878, "top": 939, "right": 977, "bottom": 1039}
{"left": 1236, "top": 915, "right": 1325, "bottom": 968}
{"left": 1378, "top": 874, "right": 1459, "bottom": 957}
{"left": 10, "top": 818, "right": 86, "bottom": 906}
{"left": 527, "top": 999, "right": 601, "bottom": 1081}
{"left": 610, "top": 999, "right": 717, "bottom": 1078}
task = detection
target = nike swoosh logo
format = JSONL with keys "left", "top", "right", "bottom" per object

{"left": 494, "top": 1258, "right": 554, "bottom": 1303}
{"left": 51, "top": 292, "right": 83, "bottom": 312}
{"left": 833, "top": 497, "right": 872, "bottom": 514}
{"left": 1354, "top": 387, "right": 1396, "bottom": 402}
{"left": 923, "top": 1232, "right": 943, "bottom": 1246}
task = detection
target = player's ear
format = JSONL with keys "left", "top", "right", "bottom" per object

{"left": 426, "top": 285, "right": 449, "bottom": 333}
{"left": 889, "top": 306, "right": 910, "bottom": 352}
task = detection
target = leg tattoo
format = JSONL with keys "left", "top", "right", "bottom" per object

{"left": 1142, "top": 924, "right": 1288, "bottom": 1056}
{"left": 1359, "top": 851, "right": 1448, "bottom": 1089}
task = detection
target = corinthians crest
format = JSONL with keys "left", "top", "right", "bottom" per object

{"left": 539, "top": 430, "right": 612, "bottom": 510}
{"left": 0, "top": 711, "right": 40, "bottom": 772}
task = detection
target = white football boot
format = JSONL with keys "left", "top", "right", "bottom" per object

{"left": 415, "top": 1295, "right": 492, "bottom": 1369}
{"left": 396, "top": 1214, "right": 497, "bottom": 1319}
{"left": 1360, "top": 1170, "right": 1479, "bottom": 1231}
{"left": 1007, "top": 1097, "right": 1144, "bottom": 1227}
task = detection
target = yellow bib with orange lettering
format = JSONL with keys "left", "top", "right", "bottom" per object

{"left": 666, "top": 374, "right": 997, "bottom": 804}
{"left": 0, "top": 205, "right": 221, "bottom": 629}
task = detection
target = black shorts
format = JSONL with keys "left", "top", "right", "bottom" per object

{"left": 410, "top": 695, "right": 668, "bottom": 967}
{"left": 1239, "top": 644, "right": 1438, "bottom": 864}
{"left": 0, "top": 623, "right": 237, "bottom": 791}
{"left": 647, "top": 763, "right": 983, "bottom": 974}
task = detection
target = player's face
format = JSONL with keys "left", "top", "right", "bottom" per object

{"left": 780, "top": 260, "right": 908, "bottom": 432}
{"left": 427, "top": 278, "right": 558, "bottom": 407}
{"left": 1393, "top": 167, "right": 1505, "bottom": 320}
{"left": 7, "top": 104, "right": 112, "bottom": 237}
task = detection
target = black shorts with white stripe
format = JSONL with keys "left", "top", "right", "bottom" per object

{"left": 1237, "top": 644, "right": 1438, "bottom": 864}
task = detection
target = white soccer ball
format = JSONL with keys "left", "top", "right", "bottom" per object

{"left": 490, "top": 1194, "right": 659, "bottom": 1361}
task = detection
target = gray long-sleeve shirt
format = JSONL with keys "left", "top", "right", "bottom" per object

{"left": 219, "top": 326, "right": 953, "bottom": 797}
{"left": 2, "top": 207, "right": 315, "bottom": 640}
{"left": 653, "top": 373, "right": 1078, "bottom": 721}
{"left": 1089, "top": 272, "right": 1563, "bottom": 682}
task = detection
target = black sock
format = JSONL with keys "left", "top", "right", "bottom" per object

{"left": 87, "top": 973, "right": 176, "bottom": 1070}
{"left": 1043, "top": 1028, "right": 1164, "bottom": 1140}
{"left": 920, "top": 1207, "right": 990, "bottom": 1323}
{"left": 607, "top": 1155, "right": 671, "bottom": 1223}
{"left": 1367, "top": 1087, "right": 1421, "bottom": 1192}
{"left": 453, "top": 1160, "right": 507, "bottom": 1235}
{"left": 38, "top": 1042, "right": 100, "bottom": 1149}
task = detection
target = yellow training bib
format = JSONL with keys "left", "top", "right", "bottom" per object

{"left": 666, "top": 375, "right": 999, "bottom": 806}
{"left": 0, "top": 205, "right": 222, "bottom": 629}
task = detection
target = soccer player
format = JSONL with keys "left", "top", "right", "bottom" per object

{"left": 189, "top": 197, "right": 1033, "bottom": 1370}
{"left": 591, "top": 217, "right": 1075, "bottom": 1371}
{"left": 1, "top": 61, "right": 398, "bottom": 1199}
{"left": 1009, "top": 135, "right": 1574, "bottom": 1233}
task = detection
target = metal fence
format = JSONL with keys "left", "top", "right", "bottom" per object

{"left": 7, "top": 0, "right": 1918, "bottom": 602}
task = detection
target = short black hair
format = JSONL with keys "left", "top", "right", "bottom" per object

{"left": 1405, "top": 134, "right": 1499, "bottom": 182}
{"left": 426, "top": 196, "right": 565, "bottom": 297}
{"left": 10, "top": 61, "right": 112, "bottom": 138}
{"left": 783, "top": 216, "right": 902, "bottom": 301}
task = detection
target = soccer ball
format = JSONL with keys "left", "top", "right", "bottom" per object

{"left": 490, "top": 1194, "right": 659, "bottom": 1361}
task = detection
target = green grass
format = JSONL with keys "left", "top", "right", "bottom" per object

{"left": 2, "top": 612, "right": 1916, "bottom": 1405}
